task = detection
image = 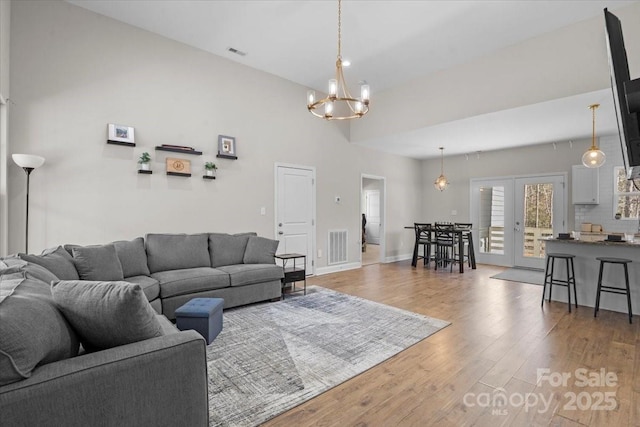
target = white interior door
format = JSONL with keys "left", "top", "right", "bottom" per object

{"left": 514, "top": 175, "right": 565, "bottom": 269}
{"left": 276, "top": 165, "right": 315, "bottom": 274}
{"left": 364, "top": 190, "right": 381, "bottom": 244}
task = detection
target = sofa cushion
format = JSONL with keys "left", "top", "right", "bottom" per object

{"left": 51, "top": 280, "right": 164, "bottom": 352}
{"left": 0, "top": 271, "right": 79, "bottom": 386}
{"left": 19, "top": 246, "right": 79, "bottom": 280}
{"left": 1, "top": 257, "right": 59, "bottom": 284}
{"left": 72, "top": 244, "right": 124, "bottom": 281}
{"left": 152, "top": 267, "right": 229, "bottom": 298}
{"left": 124, "top": 275, "right": 160, "bottom": 301}
{"left": 112, "top": 237, "right": 151, "bottom": 277}
{"left": 217, "top": 264, "right": 284, "bottom": 287}
{"left": 146, "top": 234, "right": 210, "bottom": 273}
{"left": 243, "top": 236, "right": 279, "bottom": 264}
{"left": 208, "top": 232, "right": 256, "bottom": 267}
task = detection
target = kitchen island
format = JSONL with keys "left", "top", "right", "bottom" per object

{"left": 545, "top": 238, "right": 639, "bottom": 317}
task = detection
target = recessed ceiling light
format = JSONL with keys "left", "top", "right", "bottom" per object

{"left": 342, "top": 60, "right": 351, "bottom": 67}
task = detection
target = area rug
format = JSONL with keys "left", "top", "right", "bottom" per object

{"left": 206, "top": 286, "right": 450, "bottom": 426}
{"left": 491, "top": 267, "right": 544, "bottom": 286}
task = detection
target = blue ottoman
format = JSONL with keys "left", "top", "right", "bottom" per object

{"left": 175, "top": 298, "right": 224, "bottom": 344}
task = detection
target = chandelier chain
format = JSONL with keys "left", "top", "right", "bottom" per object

{"left": 337, "top": 0, "right": 342, "bottom": 59}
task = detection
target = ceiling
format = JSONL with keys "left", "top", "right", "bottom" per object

{"left": 67, "top": 0, "right": 639, "bottom": 159}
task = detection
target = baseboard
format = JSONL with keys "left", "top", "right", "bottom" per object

{"left": 384, "top": 253, "right": 413, "bottom": 263}
{"left": 315, "top": 262, "right": 361, "bottom": 276}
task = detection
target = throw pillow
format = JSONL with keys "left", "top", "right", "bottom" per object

{"left": 0, "top": 272, "right": 79, "bottom": 386}
{"left": 1, "top": 257, "right": 60, "bottom": 284}
{"left": 112, "top": 237, "right": 151, "bottom": 278}
{"left": 72, "top": 244, "right": 124, "bottom": 281}
{"left": 19, "top": 246, "right": 79, "bottom": 280}
{"left": 145, "top": 233, "right": 210, "bottom": 273}
{"left": 51, "top": 280, "right": 164, "bottom": 351}
{"left": 243, "top": 236, "right": 279, "bottom": 264}
{"left": 209, "top": 232, "right": 256, "bottom": 267}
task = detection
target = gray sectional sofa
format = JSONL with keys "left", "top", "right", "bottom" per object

{"left": 0, "top": 232, "right": 284, "bottom": 426}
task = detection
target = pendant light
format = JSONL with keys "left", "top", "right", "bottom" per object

{"left": 306, "top": 0, "right": 370, "bottom": 120}
{"left": 582, "top": 103, "right": 605, "bottom": 168}
{"left": 434, "top": 147, "right": 449, "bottom": 191}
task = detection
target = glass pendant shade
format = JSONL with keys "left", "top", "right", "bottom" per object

{"left": 434, "top": 174, "right": 449, "bottom": 191}
{"left": 582, "top": 148, "right": 606, "bottom": 168}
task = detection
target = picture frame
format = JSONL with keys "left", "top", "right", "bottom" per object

{"left": 217, "top": 135, "right": 237, "bottom": 159}
{"left": 166, "top": 157, "right": 191, "bottom": 176}
{"left": 107, "top": 124, "right": 135, "bottom": 145}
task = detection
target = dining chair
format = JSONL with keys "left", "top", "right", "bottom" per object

{"left": 455, "top": 223, "right": 473, "bottom": 267}
{"left": 413, "top": 223, "right": 434, "bottom": 268}
{"left": 434, "top": 223, "right": 458, "bottom": 272}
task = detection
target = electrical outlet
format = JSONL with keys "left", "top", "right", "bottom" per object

{"left": 335, "top": 196, "right": 341, "bottom": 204}
{"left": 317, "top": 249, "right": 322, "bottom": 258}
{"left": 451, "top": 210, "right": 457, "bottom": 216}
{"left": 260, "top": 207, "right": 266, "bottom": 216}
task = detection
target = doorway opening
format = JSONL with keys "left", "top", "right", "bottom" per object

{"left": 361, "top": 174, "right": 385, "bottom": 266}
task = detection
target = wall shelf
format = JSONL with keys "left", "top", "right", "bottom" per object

{"left": 155, "top": 146, "right": 202, "bottom": 155}
{"left": 108, "top": 140, "right": 136, "bottom": 147}
{"left": 216, "top": 154, "right": 237, "bottom": 160}
{"left": 138, "top": 170, "right": 152, "bottom": 174}
{"left": 203, "top": 175, "right": 216, "bottom": 180}
{"left": 167, "top": 172, "right": 191, "bottom": 177}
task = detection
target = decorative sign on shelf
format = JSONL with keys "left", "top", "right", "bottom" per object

{"left": 107, "top": 123, "right": 135, "bottom": 146}
{"left": 166, "top": 157, "right": 191, "bottom": 176}
{"left": 217, "top": 135, "right": 237, "bottom": 159}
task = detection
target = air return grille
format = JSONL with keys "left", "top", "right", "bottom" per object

{"left": 328, "top": 230, "right": 348, "bottom": 265}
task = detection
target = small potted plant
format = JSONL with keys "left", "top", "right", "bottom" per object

{"left": 205, "top": 162, "right": 217, "bottom": 177}
{"left": 138, "top": 152, "right": 151, "bottom": 171}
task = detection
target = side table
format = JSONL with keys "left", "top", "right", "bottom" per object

{"left": 275, "top": 253, "right": 307, "bottom": 299}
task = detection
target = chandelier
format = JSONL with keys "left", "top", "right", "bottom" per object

{"left": 582, "top": 103, "right": 605, "bottom": 168}
{"left": 434, "top": 147, "right": 449, "bottom": 191}
{"left": 306, "top": 0, "right": 370, "bottom": 120}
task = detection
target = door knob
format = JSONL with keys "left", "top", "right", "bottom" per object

{"left": 278, "top": 231, "right": 284, "bottom": 235}
{"left": 278, "top": 223, "right": 283, "bottom": 227}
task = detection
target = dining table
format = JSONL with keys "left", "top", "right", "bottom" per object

{"left": 404, "top": 225, "right": 477, "bottom": 273}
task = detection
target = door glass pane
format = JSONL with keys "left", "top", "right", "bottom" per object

{"left": 478, "top": 186, "right": 504, "bottom": 254}
{"left": 522, "top": 183, "right": 554, "bottom": 258}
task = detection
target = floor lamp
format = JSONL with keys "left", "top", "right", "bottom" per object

{"left": 12, "top": 154, "right": 45, "bottom": 254}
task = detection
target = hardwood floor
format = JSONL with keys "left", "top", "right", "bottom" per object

{"left": 264, "top": 261, "right": 640, "bottom": 427}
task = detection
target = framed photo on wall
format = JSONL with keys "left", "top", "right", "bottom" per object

{"left": 217, "top": 135, "right": 237, "bottom": 159}
{"left": 107, "top": 123, "right": 135, "bottom": 146}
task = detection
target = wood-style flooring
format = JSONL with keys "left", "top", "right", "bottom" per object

{"left": 264, "top": 261, "right": 640, "bottom": 427}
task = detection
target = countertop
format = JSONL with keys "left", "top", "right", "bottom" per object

{"left": 546, "top": 238, "right": 640, "bottom": 247}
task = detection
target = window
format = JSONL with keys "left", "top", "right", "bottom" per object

{"left": 614, "top": 167, "right": 640, "bottom": 219}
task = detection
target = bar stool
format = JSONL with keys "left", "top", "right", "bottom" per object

{"left": 541, "top": 253, "right": 577, "bottom": 312}
{"left": 594, "top": 257, "right": 633, "bottom": 324}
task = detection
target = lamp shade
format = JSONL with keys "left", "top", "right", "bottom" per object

{"left": 12, "top": 154, "right": 45, "bottom": 169}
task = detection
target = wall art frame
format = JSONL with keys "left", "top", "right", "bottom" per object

{"left": 217, "top": 135, "right": 237, "bottom": 159}
{"left": 107, "top": 123, "right": 135, "bottom": 146}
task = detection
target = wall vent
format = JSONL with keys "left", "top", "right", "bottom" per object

{"left": 227, "top": 47, "right": 247, "bottom": 56}
{"left": 328, "top": 229, "right": 348, "bottom": 265}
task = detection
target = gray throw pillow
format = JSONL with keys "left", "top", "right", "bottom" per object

{"left": 243, "top": 236, "right": 279, "bottom": 264}
{"left": 145, "top": 233, "right": 210, "bottom": 273}
{"left": 112, "top": 237, "right": 150, "bottom": 278}
{"left": 51, "top": 280, "right": 164, "bottom": 351}
{"left": 19, "top": 246, "right": 79, "bottom": 280}
{"left": 0, "top": 272, "right": 79, "bottom": 386}
{"left": 209, "top": 232, "right": 256, "bottom": 267}
{"left": 72, "top": 245, "right": 124, "bottom": 281}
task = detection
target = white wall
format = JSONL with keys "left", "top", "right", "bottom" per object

{"left": 7, "top": 0, "right": 422, "bottom": 265}
{"left": 0, "top": 0, "right": 10, "bottom": 255}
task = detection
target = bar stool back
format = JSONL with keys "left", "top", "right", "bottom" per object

{"left": 594, "top": 257, "right": 633, "bottom": 324}
{"left": 541, "top": 253, "right": 578, "bottom": 312}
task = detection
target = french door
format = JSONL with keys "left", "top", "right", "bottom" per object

{"left": 471, "top": 174, "right": 566, "bottom": 268}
